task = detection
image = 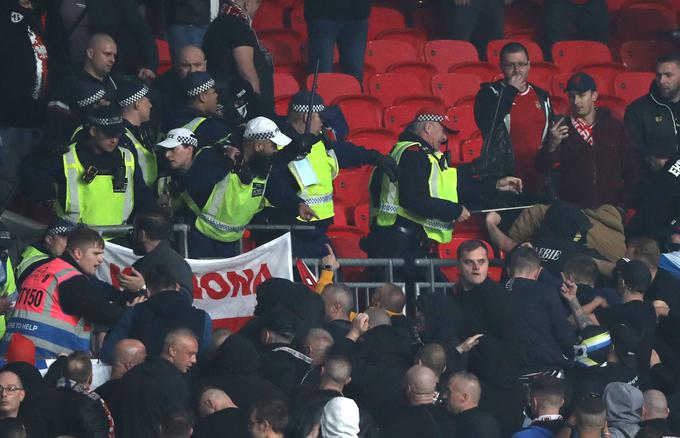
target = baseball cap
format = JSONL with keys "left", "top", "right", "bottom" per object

{"left": 87, "top": 105, "right": 125, "bottom": 137}
{"left": 565, "top": 73, "right": 597, "bottom": 93}
{"left": 243, "top": 116, "right": 292, "bottom": 147}
{"left": 157, "top": 128, "right": 199, "bottom": 149}
{"left": 413, "top": 107, "right": 458, "bottom": 132}
{"left": 288, "top": 91, "right": 325, "bottom": 113}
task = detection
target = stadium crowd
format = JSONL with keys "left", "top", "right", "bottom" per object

{"left": 2, "top": 0, "right": 680, "bottom": 437}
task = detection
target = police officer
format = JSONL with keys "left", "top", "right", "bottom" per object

{"left": 29, "top": 105, "right": 155, "bottom": 231}
{"left": 158, "top": 119, "right": 314, "bottom": 258}
{"left": 16, "top": 218, "right": 77, "bottom": 284}
{"left": 0, "top": 224, "right": 16, "bottom": 341}
{"left": 366, "top": 108, "right": 523, "bottom": 280}
{"left": 259, "top": 91, "right": 399, "bottom": 258}
{"left": 164, "top": 71, "right": 235, "bottom": 149}
{"left": 117, "top": 79, "right": 158, "bottom": 188}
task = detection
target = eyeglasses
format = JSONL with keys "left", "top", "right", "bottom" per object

{"left": 502, "top": 62, "right": 530, "bottom": 70}
{"left": 0, "top": 385, "right": 23, "bottom": 395}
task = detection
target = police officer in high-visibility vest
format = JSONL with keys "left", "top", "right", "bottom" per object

{"left": 117, "top": 79, "right": 158, "bottom": 188}
{"left": 164, "top": 71, "right": 235, "bottom": 149}
{"left": 257, "top": 91, "right": 399, "bottom": 258}
{"left": 28, "top": 105, "right": 155, "bottom": 231}
{"left": 1, "top": 227, "right": 131, "bottom": 359}
{"left": 0, "top": 224, "right": 17, "bottom": 341}
{"left": 158, "top": 119, "right": 315, "bottom": 258}
{"left": 16, "top": 219, "right": 77, "bottom": 285}
{"left": 366, "top": 108, "right": 523, "bottom": 280}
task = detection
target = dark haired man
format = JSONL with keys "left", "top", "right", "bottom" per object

{"left": 248, "top": 399, "right": 288, "bottom": 438}
{"left": 513, "top": 376, "right": 566, "bottom": 438}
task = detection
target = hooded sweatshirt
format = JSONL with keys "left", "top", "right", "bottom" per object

{"left": 603, "top": 382, "right": 643, "bottom": 438}
{"left": 625, "top": 81, "right": 680, "bottom": 153}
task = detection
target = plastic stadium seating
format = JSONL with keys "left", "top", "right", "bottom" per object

{"left": 394, "top": 95, "right": 446, "bottom": 110}
{"left": 424, "top": 40, "right": 479, "bottom": 73}
{"left": 365, "top": 40, "right": 419, "bottom": 73}
{"left": 275, "top": 95, "right": 294, "bottom": 116}
{"left": 575, "top": 62, "right": 628, "bottom": 95}
{"left": 346, "top": 128, "right": 397, "bottom": 155}
{"left": 620, "top": 40, "right": 676, "bottom": 71}
{"left": 259, "top": 29, "right": 304, "bottom": 64}
{"left": 550, "top": 73, "right": 572, "bottom": 95}
{"left": 332, "top": 95, "right": 383, "bottom": 130}
{"left": 430, "top": 73, "right": 482, "bottom": 107}
{"left": 252, "top": 2, "right": 285, "bottom": 31}
{"left": 306, "top": 73, "right": 362, "bottom": 104}
{"left": 368, "top": 73, "right": 427, "bottom": 106}
{"left": 333, "top": 169, "right": 372, "bottom": 206}
{"left": 386, "top": 61, "right": 439, "bottom": 90}
{"left": 454, "top": 95, "right": 477, "bottom": 107}
{"left": 552, "top": 41, "right": 613, "bottom": 73}
{"left": 446, "top": 105, "right": 479, "bottom": 141}
{"left": 289, "top": 3, "right": 307, "bottom": 38}
{"left": 528, "top": 62, "right": 560, "bottom": 91}
{"left": 275, "top": 62, "right": 307, "bottom": 87}
{"left": 376, "top": 28, "right": 428, "bottom": 58}
{"left": 383, "top": 105, "right": 420, "bottom": 132}
{"left": 486, "top": 39, "right": 544, "bottom": 65}
{"left": 551, "top": 96, "right": 569, "bottom": 115}
{"left": 351, "top": 203, "right": 371, "bottom": 234}
{"left": 156, "top": 39, "right": 171, "bottom": 75}
{"left": 460, "top": 136, "right": 484, "bottom": 163}
{"left": 448, "top": 61, "right": 500, "bottom": 82}
{"left": 273, "top": 73, "right": 300, "bottom": 98}
{"left": 615, "top": 3, "right": 676, "bottom": 40}
{"left": 368, "top": 7, "right": 406, "bottom": 40}
{"left": 614, "top": 72, "right": 656, "bottom": 103}
{"left": 596, "top": 95, "right": 627, "bottom": 119}
{"left": 327, "top": 226, "right": 368, "bottom": 281}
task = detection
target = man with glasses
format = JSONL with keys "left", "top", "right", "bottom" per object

{"left": 0, "top": 371, "right": 24, "bottom": 420}
{"left": 474, "top": 42, "right": 555, "bottom": 198}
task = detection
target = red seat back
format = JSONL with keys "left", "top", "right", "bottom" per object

{"left": 346, "top": 128, "right": 397, "bottom": 155}
{"left": 486, "top": 39, "right": 544, "bottom": 65}
{"left": 575, "top": 62, "right": 628, "bottom": 95}
{"left": 365, "top": 40, "right": 419, "bottom": 73}
{"left": 333, "top": 169, "right": 372, "bottom": 206}
{"left": 368, "top": 7, "right": 406, "bottom": 40}
{"left": 528, "top": 61, "right": 560, "bottom": 91}
{"left": 614, "top": 72, "right": 655, "bottom": 103}
{"left": 368, "top": 73, "right": 426, "bottom": 106}
{"left": 424, "top": 40, "right": 479, "bottom": 73}
{"left": 376, "top": 28, "right": 428, "bottom": 59}
{"left": 449, "top": 61, "right": 501, "bottom": 82}
{"left": 274, "top": 73, "right": 300, "bottom": 98}
{"left": 306, "top": 73, "right": 362, "bottom": 104}
{"left": 387, "top": 61, "right": 439, "bottom": 90}
{"left": 259, "top": 29, "right": 304, "bottom": 64}
{"left": 430, "top": 73, "right": 482, "bottom": 107}
{"left": 332, "top": 95, "right": 383, "bottom": 130}
{"left": 620, "top": 40, "right": 676, "bottom": 71}
{"left": 552, "top": 41, "right": 613, "bottom": 73}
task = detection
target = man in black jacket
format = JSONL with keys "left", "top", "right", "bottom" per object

{"left": 446, "top": 371, "right": 500, "bottom": 438}
{"left": 625, "top": 54, "right": 680, "bottom": 154}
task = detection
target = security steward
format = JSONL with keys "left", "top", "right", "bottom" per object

{"left": 366, "top": 108, "right": 523, "bottom": 280}
{"left": 28, "top": 105, "right": 155, "bottom": 231}
{"left": 1, "top": 227, "right": 132, "bottom": 359}
{"left": 0, "top": 224, "right": 17, "bottom": 341}
{"left": 117, "top": 79, "right": 158, "bottom": 188}
{"left": 258, "top": 91, "right": 400, "bottom": 258}
{"left": 16, "top": 218, "right": 77, "bottom": 284}
{"left": 164, "top": 71, "right": 235, "bottom": 149}
{"left": 157, "top": 119, "right": 316, "bottom": 258}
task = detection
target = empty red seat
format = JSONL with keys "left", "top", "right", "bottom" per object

{"left": 614, "top": 72, "right": 655, "bottom": 103}
{"left": 446, "top": 105, "right": 479, "bottom": 141}
{"left": 460, "top": 136, "right": 484, "bottom": 163}
{"left": 424, "top": 40, "right": 479, "bottom": 73}
{"left": 274, "top": 73, "right": 300, "bottom": 98}
{"left": 252, "top": 2, "right": 285, "bottom": 30}
{"left": 550, "top": 73, "right": 573, "bottom": 96}
{"left": 289, "top": 3, "right": 307, "bottom": 38}
{"left": 306, "top": 73, "right": 361, "bottom": 104}
{"left": 332, "top": 95, "right": 383, "bottom": 130}
{"left": 365, "top": 40, "right": 419, "bottom": 73}
{"left": 156, "top": 39, "right": 171, "bottom": 75}
{"left": 615, "top": 4, "right": 676, "bottom": 40}
{"left": 551, "top": 95, "right": 569, "bottom": 115}
{"left": 387, "top": 61, "right": 439, "bottom": 89}
{"left": 327, "top": 225, "right": 368, "bottom": 281}
{"left": 259, "top": 29, "right": 304, "bottom": 64}
{"left": 431, "top": 73, "right": 482, "bottom": 107}
{"left": 504, "top": 0, "right": 542, "bottom": 39}
{"left": 454, "top": 95, "right": 477, "bottom": 107}
{"left": 596, "top": 95, "right": 627, "bottom": 119}
{"left": 275, "top": 62, "right": 307, "bottom": 86}
{"left": 620, "top": 40, "right": 676, "bottom": 71}
{"left": 486, "top": 39, "right": 544, "bottom": 65}
{"left": 394, "top": 95, "right": 446, "bottom": 110}
{"left": 449, "top": 61, "right": 500, "bottom": 82}
{"left": 368, "top": 7, "right": 406, "bottom": 40}
{"left": 383, "top": 105, "right": 420, "bottom": 132}
{"left": 346, "top": 128, "right": 397, "bottom": 155}
{"left": 376, "top": 28, "right": 428, "bottom": 58}
{"left": 528, "top": 61, "right": 560, "bottom": 91}
{"left": 552, "top": 41, "right": 613, "bottom": 73}
{"left": 333, "top": 169, "right": 372, "bottom": 206}
{"left": 368, "top": 72, "right": 426, "bottom": 106}
{"left": 575, "top": 62, "right": 628, "bottom": 95}
{"left": 275, "top": 95, "right": 294, "bottom": 116}
{"left": 350, "top": 203, "right": 371, "bottom": 234}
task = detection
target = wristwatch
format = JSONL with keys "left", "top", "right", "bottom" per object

{"left": 321, "top": 265, "right": 334, "bottom": 271}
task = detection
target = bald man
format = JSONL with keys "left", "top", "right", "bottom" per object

{"left": 154, "top": 46, "right": 208, "bottom": 120}
{"left": 383, "top": 365, "right": 456, "bottom": 438}
{"left": 95, "top": 339, "right": 146, "bottom": 407}
{"left": 364, "top": 307, "right": 392, "bottom": 329}
{"left": 447, "top": 372, "right": 500, "bottom": 438}
{"left": 321, "top": 284, "right": 355, "bottom": 342}
{"left": 194, "top": 388, "right": 249, "bottom": 438}
{"left": 640, "top": 390, "right": 677, "bottom": 435}
{"left": 371, "top": 284, "right": 418, "bottom": 341}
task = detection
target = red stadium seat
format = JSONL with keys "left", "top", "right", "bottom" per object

{"left": 575, "top": 62, "right": 628, "bottom": 95}
{"left": 365, "top": 40, "right": 419, "bottom": 73}
{"left": 275, "top": 62, "right": 307, "bottom": 87}
{"left": 486, "top": 39, "right": 544, "bottom": 65}
{"left": 448, "top": 61, "right": 500, "bottom": 82}
{"left": 446, "top": 105, "right": 479, "bottom": 141}
{"left": 327, "top": 226, "right": 368, "bottom": 281}
{"left": 346, "top": 128, "right": 397, "bottom": 155}
{"left": 156, "top": 39, "right": 171, "bottom": 75}
{"left": 252, "top": 2, "right": 285, "bottom": 31}
{"left": 504, "top": 0, "right": 542, "bottom": 39}
{"left": 550, "top": 73, "right": 572, "bottom": 96}
{"left": 460, "top": 136, "right": 484, "bottom": 163}
{"left": 387, "top": 61, "right": 439, "bottom": 90}
{"left": 333, "top": 169, "right": 372, "bottom": 206}
{"left": 596, "top": 95, "right": 627, "bottom": 119}
{"left": 273, "top": 73, "right": 300, "bottom": 98}
{"left": 368, "top": 7, "right": 406, "bottom": 40}
{"left": 289, "top": 3, "right": 307, "bottom": 38}
{"left": 614, "top": 72, "right": 656, "bottom": 103}
{"left": 528, "top": 61, "right": 560, "bottom": 91}
{"left": 383, "top": 105, "right": 420, "bottom": 132}
{"left": 620, "top": 40, "right": 676, "bottom": 71}
{"left": 334, "top": 204, "right": 348, "bottom": 226}
{"left": 351, "top": 203, "right": 371, "bottom": 234}
{"left": 394, "top": 95, "right": 446, "bottom": 110}
{"left": 454, "top": 95, "right": 477, "bottom": 107}
{"left": 275, "top": 95, "right": 294, "bottom": 116}
{"left": 368, "top": 73, "right": 426, "bottom": 106}
{"left": 306, "top": 73, "right": 361, "bottom": 104}
{"left": 424, "top": 40, "right": 479, "bottom": 73}
{"left": 552, "top": 41, "right": 613, "bottom": 73}
{"left": 615, "top": 4, "right": 676, "bottom": 40}
{"left": 430, "top": 73, "right": 482, "bottom": 107}
{"left": 376, "top": 28, "right": 428, "bottom": 59}
{"left": 438, "top": 238, "right": 495, "bottom": 282}
{"left": 332, "top": 95, "right": 383, "bottom": 130}
{"left": 551, "top": 96, "right": 569, "bottom": 115}
{"left": 259, "top": 29, "right": 304, "bottom": 64}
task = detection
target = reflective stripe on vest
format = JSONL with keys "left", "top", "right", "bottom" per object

{"left": 124, "top": 128, "right": 158, "bottom": 187}
{"left": 374, "top": 141, "right": 458, "bottom": 243}
{"left": 193, "top": 172, "right": 268, "bottom": 242}
{"left": 183, "top": 117, "right": 207, "bottom": 133}
{"left": 16, "top": 245, "right": 49, "bottom": 279}
{"left": 4, "top": 258, "right": 90, "bottom": 358}
{"left": 56, "top": 143, "right": 135, "bottom": 226}
{"left": 70, "top": 125, "right": 83, "bottom": 142}
{"left": 287, "top": 140, "right": 339, "bottom": 221}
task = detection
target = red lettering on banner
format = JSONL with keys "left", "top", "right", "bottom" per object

{"left": 192, "top": 275, "right": 201, "bottom": 299}
{"left": 227, "top": 270, "right": 254, "bottom": 297}
{"left": 201, "top": 272, "right": 231, "bottom": 299}
{"left": 253, "top": 264, "right": 272, "bottom": 291}
{"left": 109, "top": 264, "right": 134, "bottom": 290}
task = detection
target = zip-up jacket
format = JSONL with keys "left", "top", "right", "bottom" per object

{"left": 624, "top": 81, "right": 680, "bottom": 153}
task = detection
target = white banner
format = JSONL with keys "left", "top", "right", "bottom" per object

{"left": 97, "top": 233, "right": 293, "bottom": 331}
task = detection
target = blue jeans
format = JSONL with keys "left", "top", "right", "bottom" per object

{"left": 307, "top": 18, "right": 368, "bottom": 83}
{"left": 167, "top": 24, "right": 208, "bottom": 61}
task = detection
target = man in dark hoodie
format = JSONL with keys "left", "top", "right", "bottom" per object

{"left": 640, "top": 390, "right": 680, "bottom": 436}
{"left": 625, "top": 54, "right": 680, "bottom": 153}
{"left": 99, "top": 265, "right": 211, "bottom": 362}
